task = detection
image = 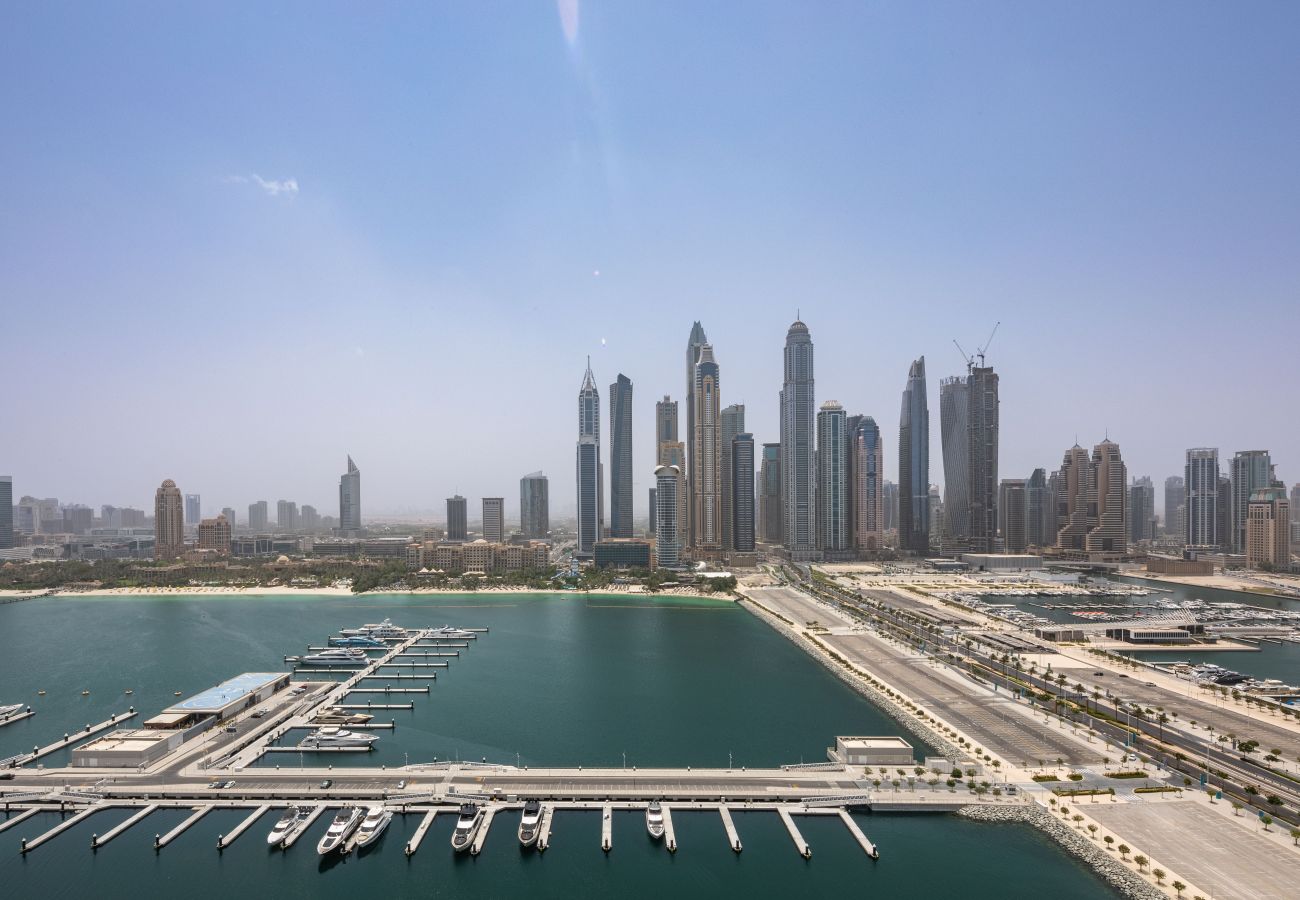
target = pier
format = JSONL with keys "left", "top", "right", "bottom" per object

{"left": 14, "top": 710, "right": 138, "bottom": 765}
{"left": 405, "top": 810, "right": 437, "bottom": 856}
{"left": 0, "top": 709, "right": 36, "bottom": 728}
{"left": 470, "top": 807, "right": 495, "bottom": 855}
{"left": 358, "top": 673, "right": 437, "bottom": 680}
{"left": 93, "top": 804, "right": 157, "bottom": 848}
{"left": 778, "top": 807, "right": 811, "bottom": 858}
{"left": 22, "top": 805, "right": 101, "bottom": 853}
{"left": 374, "top": 662, "right": 448, "bottom": 668}
{"left": 662, "top": 805, "right": 677, "bottom": 852}
{"left": 337, "top": 702, "right": 413, "bottom": 710}
{"left": 346, "top": 687, "right": 429, "bottom": 694}
{"left": 601, "top": 803, "right": 612, "bottom": 852}
{"left": 719, "top": 805, "right": 742, "bottom": 852}
{"left": 536, "top": 805, "right": 554, "bottom": 850}
{"left": 0, "top": 807, "right": 41, "bottom": 836}
{"left": 280, "top": 806, "right": 325, "bottom": 849}
{"left": 838, "top": 809, "right": 878, "bottom": 858}
{"left": 155, "top": 806, "right": 210, "bottom": 849}
{"left": 217, "top": 805, "right": 269, "bottom": 849}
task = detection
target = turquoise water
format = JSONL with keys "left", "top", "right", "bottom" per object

{"left": 0, "top": 592, "right": 1119, "bottom": 898}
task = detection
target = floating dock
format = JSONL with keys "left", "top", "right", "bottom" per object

{"left": 265, "top": 745, "right": 375, "bottom": 753}
{"left": 336, "top": 702, "right": 413, "bottom": 710}
{"left": 662, "top": 805, "right": 677, "bottom": 852}
{"left": 281, "top": 805, "right": 325, "bottom": 849}
{"left": 778, "top": 808, "right": 812, "bottom": 858}
{"left": 22, "top": 805, "right": 101, "bottom": 853}
{"left": 601, "top": 803, "right": 612, "bottom": 852}
{"left": 838, "top": 809, "right": 878, "bottom": 858}
{"left": 0, "top": 709, "right": 36, "bottom": 728}
{"left": 719, "top": 805, "right": 742, "bottom": 852}
{"left": 358, "top": 673, "right": 437, "bottom": 680}
{"left": 470, "top": 807, "right": 495, "bottom": 856}
{"left": 0, "top": 807, "right": 41, "bottom": 836}
{"left": 93, "top": 804, "right": 157, "bottom": 848}
{"left": 405, "top": 810, "right": 437, "bottom": 856}
{"left": 217, "top": 805, "right": 269, "bottom": 849}
{"left": 536, "top": 805, "right": 554, "bottom": 851}
{"left": 155, "top": 806, "right": 210, "bottom": 849}
{"left": 346, "top": 687, "right": 429, "bottom": 694}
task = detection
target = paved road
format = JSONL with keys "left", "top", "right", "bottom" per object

{"left": 1086, "top": 800, "right": 1300, "bottom": 900}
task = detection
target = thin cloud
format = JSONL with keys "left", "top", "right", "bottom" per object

{"left": 224, "top": 174, "right": 299, "bottom": 197}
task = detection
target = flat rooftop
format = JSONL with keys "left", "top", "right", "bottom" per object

{"left": 166, "top": 672, "right": 286, "bottom": 714}
{"left": 77, "top": 730, "right": 170, "bottom": 752}
{"left": 837, "top": 736, "right": 913, "bottom": 750}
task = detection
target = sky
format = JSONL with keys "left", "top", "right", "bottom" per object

{"left": 3, "top": 1, "right": 1298, "bottom": 522}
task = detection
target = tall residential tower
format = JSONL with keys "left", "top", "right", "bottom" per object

{"left": 780, "top": 319, "right": 816, "bottom": 557}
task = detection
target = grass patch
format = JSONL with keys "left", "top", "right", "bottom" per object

{"left": 1052, "top": 787, "right": 1114, "bottom": 797}
{"left": 1067, "top": 773, "right": 1084, "bottom": 781}
{"left": 1104, "top": 771, "right": 1148, "bottom": 779}
{"left": 1032, "top": 775, "right": 1060, "bottom": 783}
{"left": 1133, "top": 786, "right": 1181, "bottom": 794}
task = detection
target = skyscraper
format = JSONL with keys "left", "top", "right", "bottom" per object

{"left": 609, "top": 374, "right": 634, "bottom": 538}
{"left": 1026, "top": 468, "right": 1052, "bottom": 548}
{"left": 248, "top": 500, "right": 268, "bottom": 532}
{"left": 1185, "top": 448, "right": 1220, "bottom": 550}
{"left": 184, "top": 493, "right": 201, "bottom": 527}
{"left": 446, "top": 495, "right": 468, "bottom": 542}
{"left": 898, "top": 356, "right": 930, "bottom": 553}
{"left": 849, "top": 417, "right": 884, "bottom": 552}
{"left": 301, "top": 505, "right": 320, "bottom": 532}
{"left": 685, "top": 322, "right": 708, "bottom": 549}
{"left": 691, "top": 343, "right": 722, "bottom": 555}
{"left": 1246, "top": 486, "right": 1290, "bottom": 569}
{"left": 731, "top": 432, "right": 755, "bottom": 553}
{"left": 882, "top": 480, "right": 898, "bottom": 534}
{"left": 999, "top": 479, "right": 1027, "bottom": 553}
{"left": 482, "top": 497, "right": 505, "bottom": 543}
{"left": 277, "top": 500, "right": 298, "bottom": 530}
{"left": 198, "top": 514, "right": 231, "bottom": 554}
{"left": 576, "top": 359, "right": 601, "bottom": 556}
{"left": 938, "top": 376, "right": 970, "bottom": 553}
{"left": 816, "top": 401, "right": 849, "bottom": 556}
{"left": 1163, "top": 475, "right": 1185, "bottom": 538}
{"left": 1230, "top": 450, "right": 1272, "bottom": 554}
{"left": 1054, "top": 441, "right": 1127, "bottom": 555}
{"left": 967, "top": 366, "right": 999, "bottom": 554}
{"left": 221, "top": 506, "right": 237, "bottom": 528}
{"left": 0, "top": 476, "right": 12, "bottom": 549}
{"left": 648, "top": 488, "right": 657, "bottom": 534}
{"left": 655, "top": 396, "right": 678, "bottom": 445}
{"left": 1055, "top": 445, "right": 1092, "bottom": 550}
{"left": 720, "top": 403, "right": 745, "bottom": 551}
{"left": 154, "top": 479, "right": 184, "bottom": 560}
{"left": 780, "top": 319, "right": 816, "bottom": 556}
{"left": 654, "top": 465, "right": 681, "bottom": 569}
{"left": 758, "top": 443, "right": 782, "bottom": 545}
{"left": 339, "top": 456, "right": 361, "bottom": 536}
{"left": 1129, "top": 476, "right": 1155, "bottom": 543}
{"left": 1217, "top": 474, "right": 1232, "bottom": 554}
{"left": 519, "top": 472, "right": 549, "bottom": 539}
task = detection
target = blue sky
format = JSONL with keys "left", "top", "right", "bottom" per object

{"left": 3, "top": 2, "right": 1298, "bottom": 520}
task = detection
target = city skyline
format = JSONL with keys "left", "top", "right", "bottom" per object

{"left": 3, "top": 5, "right": 1298, "bottom": 518}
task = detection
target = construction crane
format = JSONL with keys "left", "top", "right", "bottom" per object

{"left": 952, "top": 321, "right": 1001, "bottom": 372}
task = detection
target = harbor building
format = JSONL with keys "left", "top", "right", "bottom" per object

{"left": 780, "top": 318, "right": 817, "bottom": 557}
{"left": 519, "top": 471, "right": 549, "bottom": 539}
{"left": 154, "top": 479, "right": 184, "bottom": 560}
{"left": 446, "top": 495, "right": 468, "bottom": 541}
{"left": 339, "top": 455, "right": 361, "bottom": 536}
{"left": 482, "top": 497, "right": 505, "bottom": 543}
{"left": 898, "top": 356, "right": 930, "bottom": 553}
{"left": 609, "top": 373, "right": 634, "bottom": 538}
{"left": 654, "top": 464, "right": 681, "bottom": 568}
{"left": 828, "top": 736, "right": 916, "bottom": 767}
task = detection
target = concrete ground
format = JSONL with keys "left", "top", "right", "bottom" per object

{"left": 1085, "top": 799, "right": 1300, "bottom": 900}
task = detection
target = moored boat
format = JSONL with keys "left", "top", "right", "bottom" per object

{"left": 646, "top": 801, "right": 665, "bottom": 840}
{"left": 352, "top": 805, "right": 392, "bottom": 850}
{"left": 317, "top": 807, "right": 364, "bottom": 855}
{"left": 450, "top": 803, "right": 484, "bottom": 852}
{"left": 267, "top": 806, "right": 309, "bottom": 847}
{"left": 518, "top": 800, "right": 543, "bottom": 847}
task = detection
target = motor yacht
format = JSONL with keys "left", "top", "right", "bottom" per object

{"left": 450, "top": 803, "right": 484, "bottom": 852}
{"left": 0, "top": 703, "right": 24, "bottom": 719}
{"left": 517, "top": 800, "right": 543, "bottom": 847}
{"left": 352, "top": 805, "right": 393, "bottom": 850}
{"left": 297, "top": 726, "right": 379, "bottom": 749}
{"left": 290, "top": 648, "right": 368, "bottom": 666}
{"left": 328, "top": 635, "right": 387, "bottom": 648}
{"left": 311, "top": 707, "right": 374, "bottom": 725}
{"left": 339, "top": 618, "right": 406, "bottom": 639}
{"left": 428, "top": 625, "right": 475, "bottom": 639}
{"left": 316, "top": 807, "right": 364, "bottom": 855}
{"left": 646, "top": 801, "right": 665, "bottom": 840}
{"left": 266, "top": 806, "right": 309, "bottom": 847}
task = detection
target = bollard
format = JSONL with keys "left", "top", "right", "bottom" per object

{"left": 91, "top": 833, "right": 98, "bottom": 848}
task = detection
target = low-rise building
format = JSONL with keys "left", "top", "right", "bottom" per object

{"left": 594, "top": 539, "right": 653, "bottom": 569}
{"left": 410, "top": 540, "right": 549, "bottom": 575}
{"left": 828, "top": 735, "right": 915, "bottom": 766}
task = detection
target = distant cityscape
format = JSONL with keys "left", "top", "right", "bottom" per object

{"left": 0, "top": 318, "right": 1295, "bottom": 580}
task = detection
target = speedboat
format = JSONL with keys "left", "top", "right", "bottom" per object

{"left": 292, "top": 648, "right": 368, "bottom": 666}
{"left": 328, "top": 634, "right": 386, "bottom": 648}
{"left": 646, "top": 801, "right": 665, "bottom": 840}
{"left": 450, "top": 803, "right": 484, "bottom": 852}
{"left": 316, "top": 807, "right": 363, "bottom": 855}
{"left": 267, "top": 806, "right": 309, "bottom": 847}
{"left": 352, "top": 805, "right": 392, "bottom": 850}
{"left": 297, "top": 726, "right": 379, "bottom": 749}
{"left": 518, "top": 800, "right": 543, "bottom": 848}
{"left": 311, "top": 707, "right": 374, "bottom": 725}
{"left": 0, "top": 703, "right": 24, "bottom": 719}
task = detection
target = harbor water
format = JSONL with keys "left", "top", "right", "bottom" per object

{"left": 1, "top": 591, "right": 1119, "bottom": 898}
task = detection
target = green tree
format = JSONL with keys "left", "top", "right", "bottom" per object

{"left": 1133, "top": 854, "right": 1148, "bottom": 871}
{"left": 1171, "top": 882, "right": 1186, "bottom": 898}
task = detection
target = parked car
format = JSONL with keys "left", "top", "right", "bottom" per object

{"left": 319, "top": 779, "right": 333, "bottom": 789}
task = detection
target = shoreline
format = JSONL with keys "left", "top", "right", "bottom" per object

{"left": 0, "top": 585, "right": 730, "bottom": 602}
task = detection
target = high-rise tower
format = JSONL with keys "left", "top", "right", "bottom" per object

{"left": 184, "top": 494, "right": 201, "bottom": 527}
{"left": 576, "top": 359, "right": 602, "bottom": 556}
{"left": 939, "top": 376, "right": 970, "bottom": 553}
{"left": 898, "top": 357, "right": 930, "bottom": 553}
{"left": 1185, "top": 448, "right": 1220, "bottom": 550}
{"left": 446, "top": 495, "right": 468, "bottom": 541}
{"left": 609, "top": 374, "right": 634, "bottom": 538}
{"left": 482, "top": 497, "right": 505, "bottom": 543}
{"left": 850, "top": 417, "right": 884, "bottom": 552}
{"left": 0, "top": 476, "right": 13, "bottom": 549}
{"left": 654, "top": 465, "right": 681, "bottom": 568}
{"left": 691, "top": 343, "right": 722, "bottom": 555}
{"left": 816, "top": 401, "right": 849, "bottom": 555}
{"left": 758, "top": 444, "right": 782, "bottom": 545}
{"left": 1163, "top": 475, "right": 1185, "bottom": 538}
{"left": 720, "top": 403, "right": 745, "bottom": 551}
{"left": 339, "top": 456, "right": 361, "bottom": 536}
{"left": 1129, "top": 476, "right": 1155, "bottom": 543}
{"left": 780, "top": 319, "right": 816, "bottom": 557}
{"left": 967, "top": 366, "right": 999, "bottom": 553}
{"left": 519, "top": 472, "right": 549, "bottom": 539}
{"left": 1026, "top": 468, "right": 1053, "bottom": 548}
{"left": 1230, "top": 450, "right": 1272, "bottom": 553}
{"left": 685, "top": 322, "right": 708, "bottom": 548}
{"left": 154, "top": 479, "right": 184, "bottom": 559}
{"left": 731, "top": 433, "right": 755, "bottom": 553}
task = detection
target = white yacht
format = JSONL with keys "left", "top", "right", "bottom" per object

{"left": 297, "top": 726, "right": 379, "bottom": 749}
{"left": 266, "top": 806, "right": 309, "bottom": 847}
{"left": 340, "top": 618, "right": 406, "bottom": 639}
{"left": 317, "top": 807, "right": 364, "bottom": 855}
{"left": 517, "top": 800, "right": 543, "bottom": 848}
{"left": 311, "top": 707, "right": 374, "bottom": 725}
{"left": 646, "top": 801, "right": 665, "bottom": 840}
{"left": 0, "top": 703, "right": 25, "bottom": 719}
{"left": 428, "top": 625, "right": 475, "bottom": 639}
{"left": 293, "top": 648, "right": 368, "bottom": 666}
{"left": 450, "top": 803, "right": 484, "bottom": 852}
{"left": 352, "top": 805, "right": 393, "bottom": 850}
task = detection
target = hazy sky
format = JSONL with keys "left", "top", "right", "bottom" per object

{"left": 3, "top": 2, "right": 1298, "bottom": 521}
